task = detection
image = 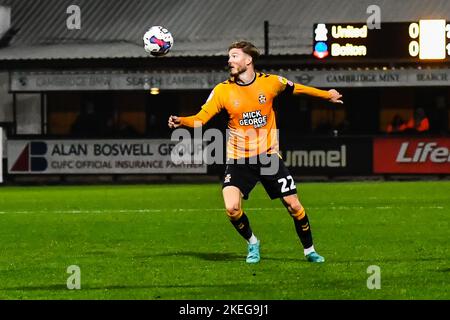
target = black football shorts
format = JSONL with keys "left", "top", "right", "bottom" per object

{"left": 222, "top": 153, "right": 297, "bottom": 200}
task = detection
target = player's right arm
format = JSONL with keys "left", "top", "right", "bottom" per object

{"left": 168, "top": 86, "right": 223, "bottom": 128}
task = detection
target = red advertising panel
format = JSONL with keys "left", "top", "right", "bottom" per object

{"left": 374, "top": 138, "right": 450, "bottom": 173}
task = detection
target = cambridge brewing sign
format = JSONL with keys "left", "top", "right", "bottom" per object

{"left": 10, "top": 68, "right": 450, "bottom": 91}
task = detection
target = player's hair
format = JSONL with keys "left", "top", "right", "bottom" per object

{"left": 228, "top": 41, "right": 260, "bottom": 64}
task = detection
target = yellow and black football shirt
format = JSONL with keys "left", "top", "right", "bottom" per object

{"left": 180, "top": 73, "right": 332, "bottom": 159}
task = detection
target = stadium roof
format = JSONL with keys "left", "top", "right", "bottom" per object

{"left": 1, "top": 0, "right": 450, "bottom": 60}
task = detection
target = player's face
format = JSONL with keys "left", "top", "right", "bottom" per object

{"left": 228, "top": 48, "right": 251, "bottom": 76}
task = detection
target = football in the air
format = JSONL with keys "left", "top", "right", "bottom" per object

{"left": 143, "top": 26, "right": 174, "bottom": 56}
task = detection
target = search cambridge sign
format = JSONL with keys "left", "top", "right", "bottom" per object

{"left": 10, "top": 68, "right": 450, "bottom": 91}
{"left": 7, "top": 139, "right": 206, "bottom": 174}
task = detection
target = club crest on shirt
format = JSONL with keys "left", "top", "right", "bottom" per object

{"left": 258, "top": 94, "right": 266, "bottom": 104}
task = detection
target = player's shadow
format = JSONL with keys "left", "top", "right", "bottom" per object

{"left": 154, "top": 251, "right": 243, "bottom": 261}
{"left": 153, "top": 251, "right": 300, "bottom": 262}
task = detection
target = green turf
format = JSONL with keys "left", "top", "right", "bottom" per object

{"left": 0, "top": 180, "right": 448, "bottom": 300}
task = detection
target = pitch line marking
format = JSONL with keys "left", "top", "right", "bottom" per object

{"left": 0, "top": 206, "right": 444, "bottom": 214}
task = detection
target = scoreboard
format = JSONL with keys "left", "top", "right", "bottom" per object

{"left": 313, "top": 20, "right": 450, "bottom": 60}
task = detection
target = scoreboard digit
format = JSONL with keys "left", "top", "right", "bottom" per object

{"left": 409, "top": 19, "right": 448, "bottom": 59}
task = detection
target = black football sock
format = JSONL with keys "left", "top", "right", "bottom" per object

{"left": 292, "top": 208, "right": 313, "bottom": 249}
{"left": 230, "top": 211, "right": 253, "bottom": 241}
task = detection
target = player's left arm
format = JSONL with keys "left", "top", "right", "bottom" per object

{"left": 272, "top": 75, "right": 343, "bottom": 104}
{"left": 293, "top": 83, "right": 343, "bottom": 104}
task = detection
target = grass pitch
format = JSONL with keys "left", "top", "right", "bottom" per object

{"left": 0, "top": 180, "right": 448, "bottom": 300}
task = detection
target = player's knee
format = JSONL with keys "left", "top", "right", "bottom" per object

{"left": 287, "top": 200, "right": 305, "bottom": 219}
{"left": 285, "top": 200, "right": 303, "bottom": 217}
{"left": 290, "top": 202, "right": 302, "bottom": 213}
{"left": 225, "top": 205, "right": 242, "bottom": 220}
